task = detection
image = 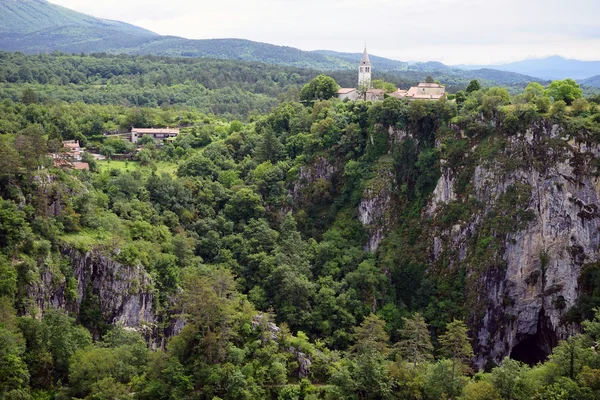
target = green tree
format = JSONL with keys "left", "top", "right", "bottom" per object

{"left": 224, "top": 188, "right": 265, "bottom": 222}
{"left": 396, "top": 313, "right": 434, "bottom": 367}
{"left": 357, "top": 78, "right": 372, "bottom": 101}
{"left": 439, "top": 319, "right": 474, "bottom": 384}
{"left": 300, "top": 75, "right": 339, "bottom": 102}
{"left": 459, "top": 380, "right": 502, "bottom": 400}
{"left": 20, "top": 88, "right": 38, "bottom": 105}
{"left": 372, "top": 80, "right": 397, "bottom": 93}
{"left": 545, "top": 79, "right": 583, "bottom": 105}
{"left": 524, "top": 82, "right": 545, "bottom": 102}
{"left": 350, "top": 314, "right": 390, "bottom": 356}
{"left": 489, "top": 357, "right": 531, "bottom": 400}
{"left": 425, "top": 76, "right": 435, "bottom": 83}
{"left": 466, "top": 80, "right": 482, "bottom": 93}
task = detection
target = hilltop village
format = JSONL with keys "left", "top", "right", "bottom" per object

{"left": 337, "top": 47, "right": 446, "bottom": 101}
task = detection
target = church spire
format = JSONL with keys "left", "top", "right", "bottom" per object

{"left": 360, "top": 45, "right": 371, "bottom": 66}
{"left": 358, "top": 44, "right": 372, "bottom": 89}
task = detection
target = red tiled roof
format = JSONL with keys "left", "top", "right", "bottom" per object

{"left": 72, "top": 162, "right": 90, "bottom": 170}
{"left": 337, "top": 88, "right": 357, "bottom": 94}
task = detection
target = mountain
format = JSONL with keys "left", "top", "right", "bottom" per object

{"left": 581, "top": 75, "right": 600, "bottom": 88}
{"left": 459, "top": 56, "right": 600, "bottom": 81}
{"left": 0, "top": 0, "right": 544, "bottom": 87}
{"left": 0, "top": 0, "right": 157, "bottom": 52}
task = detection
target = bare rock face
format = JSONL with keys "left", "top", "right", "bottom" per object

{"left": 26, "top": 246, "right": 156, "bottom": 337}
{"left": 359, "top": 170, "right": 393, "bottom": 252}
{"left": 429, "top": 121, "right": 600, "bottom": 367}
{"left": 428, "top": 166, "right": 456, "bottom": 214}
{"left": 290, "top": 156, "right": 337, "bottom": 200}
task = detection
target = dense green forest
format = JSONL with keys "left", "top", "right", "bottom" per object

{"left": 3, "top": 47, "right": 600, "bottom": 400}
{"left": 1, "top": 51, "right": 578, "bottom": 122}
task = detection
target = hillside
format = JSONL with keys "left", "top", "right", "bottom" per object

{"left": 0, "top": 0, "right": 545, "bottom": 88}
{"left": 2, "top": 60, "right": 600, "bottom": 398}
{"left": 459, "top": 56, "right": 600, "bottom": 80}
{"left": 0, "top": 0, "right": 156, "bottom": 43}
{"left": 581, "top": 75, "right": 600, "bottom": 88}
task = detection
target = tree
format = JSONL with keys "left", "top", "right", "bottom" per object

{"left": 223, "top": 188, "right": 265, "bottom": 222}
{"left": 439, "top": 319, "right": 474, "bottom": 384}
{"left": 20, "top": 88, "right": 38, "bottom": 105}
{"left": 425, "top": 76, "right": 435, "bottom": 83}
{"left": 545, "top": 79, "right": 583, "bottom": 105}
{"left": 300, "top": 75, "right": 339, "bottom": 102}
{"left": 466, "top": 79, "right": 482, "bottom": 93}
{"left": 350, "top": 314, "right": 390, "bottom": 356}
{"left": 571, "top": 98, "right": 590, "bottom": 115}
{"left": 524, "top": 82, "right": 545, "bottom": 102}
{"left": 550, "top": 100, "right": 567, "bottom": 118}
{"left": 372, "top": 79, "right": 397, "bottom": 93}
{"left": 0, "top": 200, "right": 31, "bottom": 256}
{"left": 396, "top": 313, "right": 434, "bottom": 367}
{"left": 489, "top": 357, "right": 530, "bottom": 400}
{"left": 459, "top": 380, "right": 502, "bottom": 400}
{"left": 535, "top": 96, "right": 551, "bottom": 113}
{"left": 357, "top": 78, "right": 372, "bottom": 101}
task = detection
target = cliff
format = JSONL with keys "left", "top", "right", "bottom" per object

{"left": 25, "top": 246, "right": 159, "bottom": 340}
{"left": 359, "top": 118, "right": 600, "bottom": 367}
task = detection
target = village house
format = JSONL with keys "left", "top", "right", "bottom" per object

{"left": 391, "top": 82, "right": 446, "bottom": 100}
{"left": 130, "top": 127, "right": 180, "bottom": 144}
{"left": 337, "top": 47, "right": 446, "bottom": 102}
{"left": 53, "top": 140, "right": 89, "bottom": 170}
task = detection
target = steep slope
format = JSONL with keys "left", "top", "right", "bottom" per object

{"left": 0, "top": 0, "right": 156, "bottom": 36}
{"left": 358, "top": 115, "right": 600, "bottom": 367}
{"left": 0, "top": 0, "right": 157, "bottom": 53}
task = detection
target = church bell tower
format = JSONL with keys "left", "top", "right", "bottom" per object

{"left": 358, "top": 45, "right": 372, "bottom": 88}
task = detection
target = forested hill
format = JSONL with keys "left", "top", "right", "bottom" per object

{"left": 0, "top": 52, "right": 552, "bottom": 119}
{"left": 0, "top": 0, "right": 547, "bottom": 87}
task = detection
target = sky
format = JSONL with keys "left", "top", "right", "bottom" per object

{"left": 48, "top": 0, "right": 600, "bottom": 65}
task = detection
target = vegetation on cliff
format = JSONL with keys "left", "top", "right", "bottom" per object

{"left": 2, "top": 63, "right": 600, "bottom": 399}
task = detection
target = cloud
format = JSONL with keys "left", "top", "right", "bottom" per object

{"left": 47, "top": 0, "right": 600, "bottom": 64}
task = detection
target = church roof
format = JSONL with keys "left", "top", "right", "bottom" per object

{"left": 337, "top": 88, "right": 357, "bottom": 94}
{"left": 360, "top": 46, "right": 371, "bottom": 65}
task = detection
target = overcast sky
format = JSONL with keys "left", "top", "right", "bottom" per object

{"left": 48, "top": 0, "right": 600, "bottom": 65}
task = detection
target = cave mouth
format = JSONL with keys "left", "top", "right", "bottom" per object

{"left": 509, "top": 308, "right": 558, "bottom": 366}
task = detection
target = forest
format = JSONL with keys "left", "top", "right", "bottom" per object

{"left": 2, "top": 48, "right": 600, "bottom": 400}
{"left": 0, "top": 52, "right": 575, "bottom": 122}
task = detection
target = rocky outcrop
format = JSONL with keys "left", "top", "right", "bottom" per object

{"left": 428, "top": 165, "right": 456, "bottom": 213}
{"left": 290, "top": 156, "right": 338, "bottom": 200}
{"left": 429, "top": 121, "right": 600, "bottom": 367}
{"left": 252, "top": 314, "right": 312, "bottom": 378}
{"left": 26, "top": 246, "right": 156, "bottom": 337}
{"left": 359, "top": 169, "right": 393, "bottom": 252}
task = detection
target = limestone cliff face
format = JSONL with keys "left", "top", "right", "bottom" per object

{"left": 26, "top": 246, "right": 157, "bottom": 338}
{"left": 428, "top": 120, "right": 600, "bottom": 367}
{"left": 358, "top": 169, "right": 393, "bottom": 252}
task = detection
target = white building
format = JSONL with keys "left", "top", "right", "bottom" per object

{"left": 337, "top": 46, "right": 445, "bottom": 102}
{"left": 131, "top": 127, "right": 180, "bottom": 144}
{"left": 358, "top": 46, "right": 372, "bottom": 88}
{"left": 337, "top": 46, "right": 385, "bottom": 102}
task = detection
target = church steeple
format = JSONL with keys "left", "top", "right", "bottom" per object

{"left": 360, "top": 45, "right": 371, "bottom": 66}
{"left": 358, "top": 45, "right": 372, "bottom": 88}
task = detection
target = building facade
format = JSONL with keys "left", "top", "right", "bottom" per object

{"left": 131, "top": 127, "right": 180, "bottom": 144}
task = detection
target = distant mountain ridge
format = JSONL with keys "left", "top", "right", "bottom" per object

{"left": 0, "top": 0, "right": 552, "bottom": 88}
{"left": 458, "top": 56, "right": 600, "bottom": 81}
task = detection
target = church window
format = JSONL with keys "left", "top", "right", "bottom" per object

{"left": 366, "top": 67, "right": 370, "bottom": 72}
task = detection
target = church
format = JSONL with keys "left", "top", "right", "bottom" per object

{"left": 337, "top": 47, "right": 446, "bottom": 101}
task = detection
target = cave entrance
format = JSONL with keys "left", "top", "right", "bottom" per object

{"left": 509, "top": 308, "right": 558, "bottom": 366}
